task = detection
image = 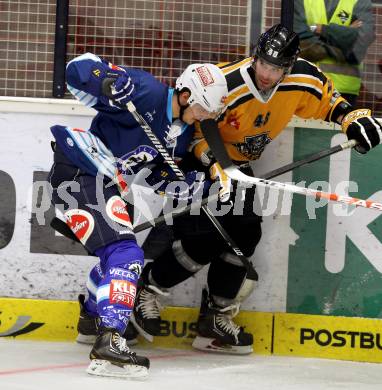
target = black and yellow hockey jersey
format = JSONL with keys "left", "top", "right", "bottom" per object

{"left": 193, "top": 56, "right": 346, "bottom": 163}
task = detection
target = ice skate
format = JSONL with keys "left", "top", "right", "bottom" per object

{"left": 87, "top": 328, "right": 149, "bottom": 379}
{"left": 192, "top": 289, "right": 253, "bottom": 355}
{"left": 130, "top": 284, "right": 169, "bottom": 342}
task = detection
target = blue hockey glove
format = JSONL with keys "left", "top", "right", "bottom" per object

{"left": 109, "top": 73, "right": 135, "bottom": 107}
{"left": 146, "top": 166, "right": 208, "bottom": 204}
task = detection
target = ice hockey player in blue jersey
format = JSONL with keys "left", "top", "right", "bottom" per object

{"left": 48, "top": 52, "right": 228, "bottom": 379}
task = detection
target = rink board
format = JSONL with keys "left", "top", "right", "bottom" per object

{"left": 274, "top": 312, "right": 382, "bottom": 363}
{"left": 0, "top": 298, "right": 272, "bottom": 354}
{"left": 1, "top": 298, "right": 382, "bottom": 363}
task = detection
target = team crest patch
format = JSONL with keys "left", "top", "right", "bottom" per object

{"left": 106, "top": 196, "right": 133, "bottom": 229}
{"left": 64, "top": 209, "right": 94, "bottom": 244}
{"left": 117, "top": 145, "right": 158, "bottom": 175}
{"left": 233, "top": 132, "right": 271, "bottom": 160}
{"left": 128, "top": 262, "right": 142, "bottom": 276}
{"left": 110, "top": 279, "right": 136, "bottom": 308}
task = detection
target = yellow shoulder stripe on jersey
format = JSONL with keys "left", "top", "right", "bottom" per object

{"left": 282, "top": 77, "right": 325, "bottom": 97}
{"left": 218, "top": 57, "right": 252, "bottom": 75}
{"left": 286, "top": 75, "right": 324, "bottom": 91}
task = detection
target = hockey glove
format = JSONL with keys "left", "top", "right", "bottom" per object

{"left": 146, "top": 165, "right": 208, "bottom": 204}
{"left": 342, "top": 109, "right": 382, "bottom": 154}
{"left": 209, "top": 162, "right": 232, "bottom": 203}
{"left": 105, "top": 73, "right": 135, "bottom": 108}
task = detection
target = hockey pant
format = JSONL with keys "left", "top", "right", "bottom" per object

{"left": 48, "top": 145, "right": 143, "bottom": 333}
{"left": 148, "top": 183, "right": 262, "bottom": 304}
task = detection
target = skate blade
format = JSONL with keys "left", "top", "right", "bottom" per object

{"left": 86, "top": 359, "right": 148, "bottom": 379}
{"left": 192, "top": 336, "right": 253, "bottom": 355}
{"left": 130, "top": 314, "right": 154, "bottom": 343}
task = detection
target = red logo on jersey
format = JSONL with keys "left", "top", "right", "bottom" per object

{"left": 72, "top": 128, "right": 86, "bottom": 133}
{"left": 110, "top": 280, "right": 136, "bottom": 307}
{"left": 196, "top": 66, "right": 214, "bottom": 86}
{"left": 64, "top": 209, "right": 95, "bottom": 244}
{"left": 115, "top": 170, "right": 128, "bottom": 194}
{"left": 228, "top": 113, "right": 240, "bottom": 129}
{"left": 106, "top": 196, "right": 133, "bottom": 229}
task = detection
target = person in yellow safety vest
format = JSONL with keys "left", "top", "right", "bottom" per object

{"left": 294, "top": 0, "right": 375, "bottom": 106}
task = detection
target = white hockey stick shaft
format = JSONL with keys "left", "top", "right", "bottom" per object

{"left": 224, "top": 166, "right": 382, "bottom": 211}
{"left": 200, "top": 119, "right": 382, "bottom": 212}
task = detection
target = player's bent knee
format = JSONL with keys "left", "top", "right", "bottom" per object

{"left": 97, "top": 239, "right": 144, "bottom": 278}
{"left": 172, "top": 240, "right": 210, "bottom": 271}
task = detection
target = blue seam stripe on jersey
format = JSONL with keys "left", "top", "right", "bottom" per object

{"left": 167, "top": 87, "right": 189, "bottom": 137}
{"left": 167, "top": 87, "right": 174, "bottom": 123}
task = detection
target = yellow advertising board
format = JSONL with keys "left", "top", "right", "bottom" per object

{"left": 274, "top": 312, "right": 382, "bottom": 363}
{"left": 2, "top": 298, "right": 382, "bottom": 363}
{"left": 0, "top": 298, "right": 272, "bottom": 355}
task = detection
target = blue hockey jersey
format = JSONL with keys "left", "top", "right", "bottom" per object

{"left": 51, "top": 53, "right": 192, "bottom": 178}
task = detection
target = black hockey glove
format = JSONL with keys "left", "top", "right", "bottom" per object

{"left": 342, "top": 109, "right": 382, "bottom": 154}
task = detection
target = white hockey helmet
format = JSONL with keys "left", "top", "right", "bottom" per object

{"left": 175, "top": 63, "right": 228, "bottom": 116}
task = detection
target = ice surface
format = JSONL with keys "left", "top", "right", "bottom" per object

{"left": 0, "top": 339, "right": 381, "bottom": 390}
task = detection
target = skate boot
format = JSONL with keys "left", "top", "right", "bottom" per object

{"left": 87, "top": 328, "right": 149, "bottom": 379}
{"left": 192, "top": 289, "right": 253, "bottom": 355}
{"left": 130, "top": 284, "right": 169, "bottom": 342}
{"left": 76, "top": 294, "right": 138, "bottom": 345}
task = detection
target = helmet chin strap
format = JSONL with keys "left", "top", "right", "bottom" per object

{"left": 176, "top": 93, "right": 189, "bottom": 122}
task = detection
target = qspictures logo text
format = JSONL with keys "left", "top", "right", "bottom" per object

{"left": 300, "top": 328, "right": 382, "bottom": 349}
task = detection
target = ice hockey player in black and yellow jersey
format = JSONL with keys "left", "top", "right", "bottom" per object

{"left": 131, "top": 24, "right": 382, "bottom": 355}
{"left": 194, "top": 53, "right": 345, "bottom": 162}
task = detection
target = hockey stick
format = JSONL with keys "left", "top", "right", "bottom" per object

{"left": 99, "top": 80, "right": 257, "bottom": 277}
{"left": 258, "top": 139, "right": 357, "bottom": 179}
{"left": 280, "top": 0, "right": 294, "bottom": 30}
{"left": 134, "top": 139, "right": 358, "bottom": 229}
{"left": 200, "top": 119, "right": 382, "bottom": 212}
{"left": 121, "top": 104, "right": 256, "bottom": 276}
{"left": 49, "top": 138, "right": 358, "bottom": 242}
